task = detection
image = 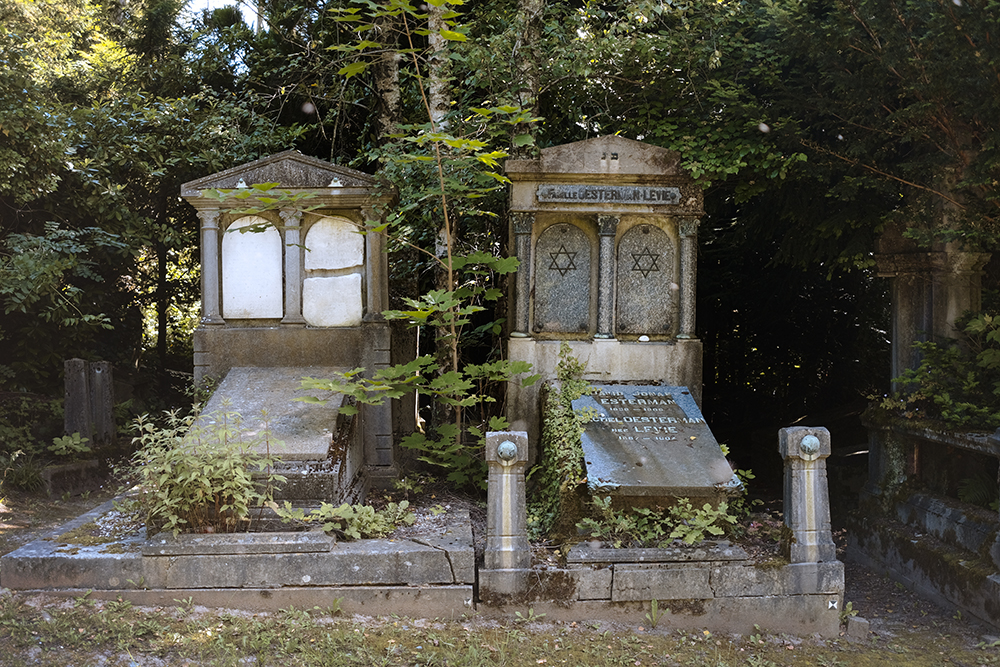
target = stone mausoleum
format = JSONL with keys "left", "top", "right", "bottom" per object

{"left": 504, "top": 136, "right": 706, "bottom": 454}
{"left": 181, "top": 150, "right": 407, "bottom": 495}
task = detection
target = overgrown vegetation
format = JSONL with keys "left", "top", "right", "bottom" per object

{"left": 877, "top": 312, "right": 1000, "bottom": 431}
{"left": 526, "top": 344, "right": 593, "bottom": 539}
{"left": 576, "top": 496, "right": 738, "bottom": 548}
{"left": 128, "top": 407, "right": 285, "bottom": 536}
{"left": 526, "top": 346, "right": 761, "bottom": 548}
{"left": 297, "top": 0, "right": 540, "bottom": 493}
{"left": 268, "top": 499, "right": 415, "bottom": 540}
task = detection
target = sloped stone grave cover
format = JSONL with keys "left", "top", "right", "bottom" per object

{"left": 573, "top": 385, "right": 738, "bottom": 501}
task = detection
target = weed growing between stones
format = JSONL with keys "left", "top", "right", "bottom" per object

{"left": 575, "top": 496, "right": 738, "bottom": 548}
{"left": 127, "top": 406, "right": 285, "bottom": 536}
{"left": 267, "top": 499, "right": 415, "bottom": 540}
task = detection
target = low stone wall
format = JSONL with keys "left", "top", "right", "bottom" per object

{"left": 0, "top": 498, "right": 475, "bottom": 619}
{"left": 479, "top": 543, "right": 843, "bottom": 636}
{"left": 852, "top": 423, "right": 1000, "bottom": 629}
{"left": 2, "top": 425, "right": 846, "bottom": 635}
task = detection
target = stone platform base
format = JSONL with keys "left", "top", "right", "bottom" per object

{"left": 2, "top": 498, "right": 843, "bottom": 636}
{"left": 479, "top": 542, "right": 843, "bottom": 637}
{"left": 16, "top": 586, "right": 475, "bottom": 618}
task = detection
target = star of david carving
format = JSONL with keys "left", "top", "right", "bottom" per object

{"left": 630, "top": 246, "right": 661, "bottom": 278}
{"left": 548, "top": 245, "right": 578, "bottom": 276}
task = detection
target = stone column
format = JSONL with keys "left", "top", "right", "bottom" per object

{"left": 511, "top": 212, "right": 534, "bottom": 336}
{"left": 88, "top": 361, "right": 115, "bottom": 447}
{"left": 779, "top": 427, "right": 836, "bottom": 563}
{"left": 64, "top": 359, "right": 92, "bottom": 443}
{"left": 363, "top": 207, "right": 389, "bottom": 317}
{"left": 279, "top": 208, "right": 306, "bottom": 326}
{"left": 596, "top": 214, "right": 619, "bottom": 338}
{"left": 677, "top": 217, "right": 699, "bottom": 339}
{"left": 989, "top": 428, "right": 1000, "bottom": 569}
{"left": 484, "top": 431, "right": 530, "bottom": 571}
{"left": 198, "top": 208, "right": 225, "bottom": 325}
{"left": 875, "top": 223, "right": 991, "bottom": 381}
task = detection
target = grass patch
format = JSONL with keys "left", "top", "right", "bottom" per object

{"left": 0, "top": 592, "right": 996, "bottom": 667}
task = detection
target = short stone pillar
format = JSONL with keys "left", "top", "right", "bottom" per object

{"left": 779, "top": 427, "right": 836, "bottom": 563}
{"left": 484, "top": 431, "right": 531, "bottom": 572}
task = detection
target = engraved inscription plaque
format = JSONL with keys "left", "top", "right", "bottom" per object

{"left": 616, "top": 224, "right": 674, "bottom": 335}
{"left": 533, "top": 223, "right": 591, "bottom": 333}
{"left": 537, "top": 184, "right": 681, "bottom": 205}
{"left": 572, "top": 385, "right": 737, "bottom": 499}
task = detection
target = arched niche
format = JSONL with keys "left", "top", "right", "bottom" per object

{"left": 304, "top": 216, "right": 364, "bottom": 270}
{"left": 222, "top": 215, "right": 283, "bottom": 319}
{"left": 616, "top": 223, "right": 675, "bottom": 336}
{"left": 302, "top": 215, "right": 365, "bottom": 327}
{"left": 533, "top": 222, "right": 592, "bottom": 334}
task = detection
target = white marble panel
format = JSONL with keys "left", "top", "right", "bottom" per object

{"left": 304, "top": 216, "right": 364, "bottom": 271}
{"left": 303, "top": 274, "right": 363, "bottom": 327}
{"left": 222, "top": 216, "right": 283, "bottom": 319}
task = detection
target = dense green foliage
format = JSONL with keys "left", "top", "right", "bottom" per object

{"left": 576, "top": 495, "right": 738, "bottom": 548}
{"left": 527, "top": 343, "right": 593, "bottom": 539}
{"left": 3, "top": 0, "right": 997, "bottom": 458}
{"left": 129, "top": 407, "right": 285, "bottom": 535}
{"left": 882, "top": 312, "right": 1000, "bottom": 431}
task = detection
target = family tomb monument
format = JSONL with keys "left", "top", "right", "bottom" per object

{"left": 505, "top": 136, "right": 735, "bottom": 505}
{"left": 180, "top": 150, "right": 408, "bottom": 499}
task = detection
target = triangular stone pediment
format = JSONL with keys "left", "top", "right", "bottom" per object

{"left": 509, "top": 136, "right": 684, "bottom": 178}
{"left": 181, "top": 150, "right": 378, "bottom": 197}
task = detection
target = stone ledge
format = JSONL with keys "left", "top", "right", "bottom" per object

{"left": 848, "top": 513, "right": 1000, "bottom": 630}
{"left": 1, "top": 501, "right": 476, "bottom": 590}
{"left": 710, "top": 562, "right": 843, "bottom": 597}
{"left": 567, "top": 541, "right": 748, "bottom": 564}
{"left": 478, "top": 594, "right": 841, "bottom": 636}
{"left": 13, "top": 586, "right": 474, "bottom": 618}
{"left": 613, "top": 564, "right": 710, "bottom": 601}
{"left": 143, "top": 531, "right": 335, "bottom": 556}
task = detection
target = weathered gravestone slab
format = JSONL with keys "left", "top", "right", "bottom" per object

{"left": 616, "top": 224, "right": 675, "bottom": 336}
{"left": 198, "top": 366, "right": 346, "bottom": 461}
{"left": 572, "top": 385, "right": 738, "bottom": 505}
{"left": 533, "top": 223, "right": 591, "bottom": 334}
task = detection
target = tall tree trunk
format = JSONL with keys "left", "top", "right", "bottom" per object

{"left": 511, "top": 0, "right": 544, "bottom": 159}
{"left": 375, "top": 12, "right": 402, "bottom": 142}
{"left": 427, "top": 4, "right": 450, "bottom": 131}
{"left": 426, "top": 3, "right": 459, "bottom": 434}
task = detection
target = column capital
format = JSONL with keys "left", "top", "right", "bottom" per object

{"left": 679, "top": 217, "right": 700, "bottom": 237}
{"left": 279, "top": 208, "right": 303, "bottom": 226}
{"left": 511, "top": 211, "right": 534, "bottom": 236}
{"left": 197, "top": 208, "right": 222, "bottom": 227}
{"left": 598, "top": 214, "right": 620, "bottom": 236}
